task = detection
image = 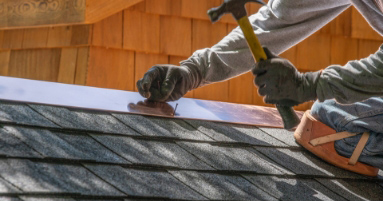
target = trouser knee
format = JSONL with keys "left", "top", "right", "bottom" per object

{"left": 310, "top": 100, "right": 340, "bottom": 131}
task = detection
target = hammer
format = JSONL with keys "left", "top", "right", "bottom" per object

{"left": 208, "top": 0, "right": 300, "bottom": 130}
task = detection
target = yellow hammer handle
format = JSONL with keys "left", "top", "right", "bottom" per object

{"left": 238, "top": 16, "right": 267, "bottom": 62}
{"left": 237, "top": 16, "right": 300, "bottom": 130}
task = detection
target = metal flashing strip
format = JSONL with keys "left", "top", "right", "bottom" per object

{"left": 0, "top": 76, "right": 302, "bottom": 128}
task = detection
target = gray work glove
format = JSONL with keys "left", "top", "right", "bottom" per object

{"left": 252, "top": 48, "right": 321, "bottom": 107}
{"left": 137, "top": 65, "right": 201, "bottom": 102}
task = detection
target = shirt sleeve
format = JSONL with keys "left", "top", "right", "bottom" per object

{"left": 317, "top": 44, "right": 383, "bottom": 104}
{"left": 180, "top": 0, "right": 351, "bottom": 87}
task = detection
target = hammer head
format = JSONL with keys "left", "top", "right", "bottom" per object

{"left": 208, "top": 0, "right": 266, "bottom": 22}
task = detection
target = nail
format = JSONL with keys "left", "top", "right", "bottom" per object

{"left": 173, "top": 103, "right": 178, "bottom": 116}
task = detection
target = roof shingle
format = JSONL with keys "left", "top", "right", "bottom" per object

{"left": 30, "top": 105, "right": 139, "bottom": 135}
{"left": 0, "top": 101, "right": 381, "bottom": 200}
{"left": 0, "top": 159, "right": 123, "bottom": 196}
{"left": 85, "top": 165, "right": 207, "bottom": 200}
{"left": 92, "top": 134, "right": 213, "bottom": 169}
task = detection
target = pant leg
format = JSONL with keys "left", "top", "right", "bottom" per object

{"left": 310, "top": 97, "right": 383, "bottom": 169}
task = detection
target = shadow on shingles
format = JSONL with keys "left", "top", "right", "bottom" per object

{"left": 251, "top": 178, "right": 339, "bottom": 201}
{"left": 179, "top": 119, "right": 381, "bottom": 200}
{"left": 275, "top": 180, "right": 330, "bottom": 201}
{"left": 0, "top": 176, "right": 20, "bottom": 195}
{"left": 0, "top": 160, "right": 120, "bottom": 195}
{"left": 112, "top": 113, "right": 212, "bottom": 140}
{"left": 315, "top": 178, "right": 383, "bottom": 201}
{"left": 263, "top": 176, "right": 383, "bottom": 201}
{"left": 183, "top": 119, "right": 284, "bottom": 146}
{"left": 248, "top": 147, "right": 383, "bottom": 200}
{"left": 183, "top": 118, "right": 362, "bottom": 173}
{"left": 0, "top": 101, "right": 381, "bottom": 200}
{"left": 0, "top": 102, "right": 58, "bottom": 128}
{"left": 91, "top": 134, "right": 214, "bottom": 170}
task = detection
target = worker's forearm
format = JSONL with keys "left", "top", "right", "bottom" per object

{"left": 317, "top": 44, "right": 383, "bottom": 104}
{"left": 181, "top": 0, "right": 350, "bottom": 87}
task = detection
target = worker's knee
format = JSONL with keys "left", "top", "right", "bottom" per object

{"left": 311, "top": 97, "right": 383, "bottom": 133}
{"left": 310, "top": 100, "right": 345, "bottom": 132}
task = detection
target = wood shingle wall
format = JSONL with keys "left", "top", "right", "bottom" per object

{"left": 0, "top": 0, "right": 382, "bottom": 111}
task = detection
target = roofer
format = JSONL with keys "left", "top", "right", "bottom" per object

{"left": 137, "top": 0, "right": 383, "bottom": 176}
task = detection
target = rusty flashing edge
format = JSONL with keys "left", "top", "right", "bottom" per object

{"left": 0, "top": 76, "right": 302, "bottom": 128}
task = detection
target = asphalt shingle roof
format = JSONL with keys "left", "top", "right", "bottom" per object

{"left": 0, "top": 100, "right": 382, "bottom": 200}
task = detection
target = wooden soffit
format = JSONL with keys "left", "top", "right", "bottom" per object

{"left": 0, "top": 0, "right": 143, "bottom": 29}
{"left": 0, "top": 76, "right": 303, "bottom": 128}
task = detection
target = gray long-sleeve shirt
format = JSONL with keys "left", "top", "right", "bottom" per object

{"left": 181, "top": 0, "right": 383, "bottom": 104}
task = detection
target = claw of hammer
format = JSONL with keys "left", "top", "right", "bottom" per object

{"left": 208, "top": 0, "right": 266, "bottom": 22}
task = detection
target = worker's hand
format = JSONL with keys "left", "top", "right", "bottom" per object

{"left": 252, "top": 48, "right": 321, "bottom": 107}
{"left": 137, "top": 65, "right": 199, "bottom": 102}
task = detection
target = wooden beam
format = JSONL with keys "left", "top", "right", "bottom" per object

{"left": 145, "top": 0, "right": 181, "bottom": 16}
{"left": 0, "top": 0, "right": 143, "bottom": 29}
{"left": 180, "top": 0, "right": 221, "bottom": 21}
{"left": 0, "top": 0, "right": 85, "bottom": 28}
{"left": 128, "top": 0, "right": 146, "bottom": 12}
{"left": 86, "top": 0, "right": 143, "bottom": 23}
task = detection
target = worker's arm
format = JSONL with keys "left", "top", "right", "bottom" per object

{"left": 253, "top": 44, "right": 383, "bottom": 106}
{"left": 253, "top": 45, "right": 383, "bottom": 106}
{"left": 317, "top": 45, "right": 383, "bottom": 104}
{"left": 181, "top": 0, "right": 351, "bottom": 86}
{"left": 137, "top": 0, "right": 351, "bottom": 101}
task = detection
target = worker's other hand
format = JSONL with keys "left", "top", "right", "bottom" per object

{"left": 252, "top": 48, "right": 321, "bottom": 107}
{"left": 137, "top": 65, "right": 198, "bottom": 102}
